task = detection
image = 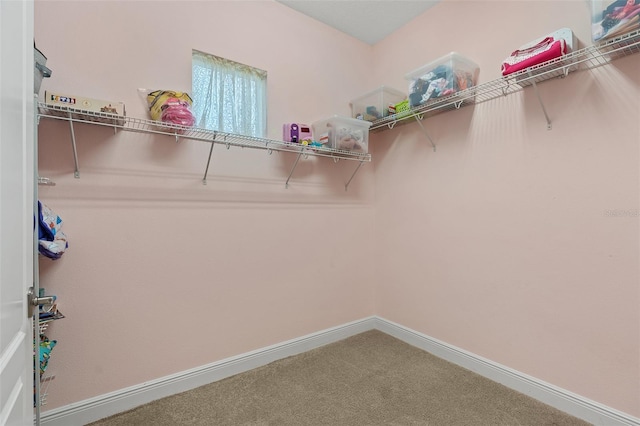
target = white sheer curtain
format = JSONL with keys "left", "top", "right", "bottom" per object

{"left": 192, "top": 49, "right": 267, "bottom": 137}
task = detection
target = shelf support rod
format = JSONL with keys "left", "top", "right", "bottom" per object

{"left": 285, "top": 151, "right": 303, "bottom": 188}
{"left": 414, "top": 115, "right": 436, "bottom": 152}
{"left": 345, "top": 160, "right": 365, "bottom": 191}
{"left": 68, "top": 112, "right": 80, "bottom": 178}
{"left": 528, "top": 70, "right": 552, "bottom": 130}
{"left": 202, "top": 142, "right": 214, "bottom": 185}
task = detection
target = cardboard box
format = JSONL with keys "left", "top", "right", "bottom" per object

{"left": 44, "top": 91, "right": 126, "bottom": 125}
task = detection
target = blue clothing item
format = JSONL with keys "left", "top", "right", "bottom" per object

{"left": 37, "top": 200, "right": 68, "bottom": 259}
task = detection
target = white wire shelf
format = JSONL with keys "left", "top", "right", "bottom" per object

{"left": 37, "top": 375, "right": 55, "bottom": 407}
{"left": 38, "top": 311, "right": 65, "bottom": 335}
{"left": 38, "top": 104, "right": 370, "bottom": 162}
{"left": 37, "top": 103, "right": 371, "bottom": 189}
{"left": 37, "top": 176, "right": 56, "bottom": 186}
{"left": 370, "top": 29, "right": 640, "bottom": 132}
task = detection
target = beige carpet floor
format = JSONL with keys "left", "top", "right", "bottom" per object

{"left": 87, "top": 330, "right": 592, "bottom": 425}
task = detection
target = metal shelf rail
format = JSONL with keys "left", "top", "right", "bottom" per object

{"left": 369, "top": 29, "right": 640, "bottom": 146}
{"left": 37, "top": 103, "right": 372, "bottom": 190}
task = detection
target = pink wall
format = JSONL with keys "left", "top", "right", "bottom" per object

{"left": 35, "top": 0, "right": 376, "bottom": 409}
{"left": 35, "top": 0, "right": 639, "bottom": 419}
{"left": 371, "top": 0, "right": 639, "bottom": 417}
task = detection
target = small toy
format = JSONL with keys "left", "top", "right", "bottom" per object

{"left": 283, "top": 123, "right": 312, "bottom": 143}
{"left": 161, "top": 97, "right": 196, "bottom": 127}
{"left": 334, "top": 126, "right": 365, "bottom": 152}
{"left": 365, "top": 106, "right": 381, "bottom": 119}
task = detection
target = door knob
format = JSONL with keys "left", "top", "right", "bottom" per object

{"left": 27, "top": 287, "right": 55, "bottom": 318}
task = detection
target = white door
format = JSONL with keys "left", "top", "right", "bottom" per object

{"left": 0, "top": 0, "right": 36, "bottom": 425}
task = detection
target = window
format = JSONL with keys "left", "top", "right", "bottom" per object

{"left": 192, "top": 50, "right": 267, "bottom": 138}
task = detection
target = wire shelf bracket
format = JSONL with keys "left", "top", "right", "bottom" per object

{"left": 528, "top": 70, "right": 553, "bottom": 130}
{"left": 202, "top": 141, "right": 214, "bottom": 185}
{"left": 67, "top": 112, "right": 80, "bottom": 178}
{"left": 285, "top": 151, "right": 304, "bottom": 188}
{"left": 345, "top": 160, "right": 365, "bottom": 191}
{"left": 414, "top": 115, "right": 436, "bottom": 152}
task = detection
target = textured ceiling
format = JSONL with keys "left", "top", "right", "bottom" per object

{"left": 276, "top": 0, "right": 439, "bottom": 45}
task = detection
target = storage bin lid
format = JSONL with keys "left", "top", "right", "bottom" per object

{"left": 313, "top": 114, "right": 373, "bottom": 128}
{"left": 404, "top": 52, "right": 479, "bottom": 80}
{"left": 350, "top": 85, "right": 406, "bottom": 103}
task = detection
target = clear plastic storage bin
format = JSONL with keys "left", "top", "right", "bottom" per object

{"left": 312, "top": 115, "right": 371, "bottom": 153}
{"left": 350, "top": 86, "right": 406, "bottom": 122}
{"left": 405, "top": 52, "right": 479, "bottom": 108}
{"left": 591, "top": 0, "right": 640, "bottom": 43}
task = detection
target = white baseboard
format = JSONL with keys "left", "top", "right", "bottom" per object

{"left": 40, "top": 317, "right": 378, "bottom": 426}
{"left": 41, "top": 316, "right": 640, "bottom": 426}
{"left": 373, "top": 317, "right": 640, "bottom": 426}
